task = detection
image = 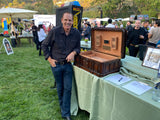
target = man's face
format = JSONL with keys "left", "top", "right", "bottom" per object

{"left": 144, "top": 22, "right": 149, "bottom": 27}
{"left": 61, "top": 13, "right": 73, "bottom": 31}
{"left": 135, "top": 20, "right": 141, "bottom": 28}
{"left": 84, "top": 23, "right": 88, "bottom": 27}
{"left": 127, "top": 22, "right": 130, "bottom": 26}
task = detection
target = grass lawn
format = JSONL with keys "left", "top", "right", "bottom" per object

{"left": 0, "top": 37, "right": 89, "bottom": 120}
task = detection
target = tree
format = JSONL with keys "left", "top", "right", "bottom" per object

{"left": 35, "top": 0, "right": 54, "bottom": 14}
{"left": 0, "top": 0, "right": 10, "bottom": 8}
{"left": 133, "top": 0, "right": 160, "bottom": 17}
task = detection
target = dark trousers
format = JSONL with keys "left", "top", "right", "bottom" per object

{"left": 51, "top": 63, "right": 73, "bottom": 117}
{"left": 33, "top": 35, "right": 39, "bottom": 50}
{"left": 39, "top": 41, "right": 43, "bottom": 56}
{"left": 129, "top": 45, "right": 139, "bottom": 57}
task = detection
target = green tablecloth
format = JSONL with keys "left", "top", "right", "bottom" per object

{"left": 71, "top": 55, "right": 160, "bottom": 120}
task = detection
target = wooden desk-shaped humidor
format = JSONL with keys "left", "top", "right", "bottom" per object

{"left": 74, "top": 28, "right": 127, "bottom": 77}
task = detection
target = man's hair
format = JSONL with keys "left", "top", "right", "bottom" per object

{"left": 155, "top": 19, "right": 160, "bottom": 26}
{"left": 108, "top": 18, "right": 112, "bottom": 24}
{"left": 144, "top": 21, "right": 149, "bottom": 24}
{"left": 62, "top": 12, "right": 73, "bottom": 19}
{"left": 135, "top": 20, "right": 141, "bottom": 23}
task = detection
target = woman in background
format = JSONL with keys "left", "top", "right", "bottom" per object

{"left": 37, "top": 23, "right": 46, "bottom": 56}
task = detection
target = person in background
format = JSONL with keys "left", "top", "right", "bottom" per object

{"left": 37, "top": 23, "right": 46, "bottom": 56}
{"left": 147, "top": 19, "right": 160, "bottom": 47}
{"left": 42, "top": 12, "right": 80, "bottom": 120}
{"left": 30, "top": 22, "right": 39, "bottom": 50}
{"left": 47, "top": 23, "right": 52, "bottom": 34}
{"left": 104, "top": 23, "right": 107, "bottom": 28}
{"left": 81, "top": 22, "right": 91, "bottom": 40}
{"left": 11, "top": 21, "right": 18, "bottom": 38}
{"left": 156, "top": 40, "right": 160, "bottom": 48}
{"left": 127, "top": 20, "right": 147, "bottom": 57}
{"left": 105, "top": 18, "right": 115, "bottom": 28}
{"left": 142, "top": 21, "right": 149, "bottom": 44}
{"left": 120, "top": 22, "right": 123, "bottom": 28}
{"left": 126, "top": 21, "right": 133, "bottom": 32}
{"left": 42, "top": 23, "right": 47, "bottom": 34}
{"left": 17, "top": 20, "right": 24, "bottom": 35}
{"left": 10, "top": 21, "right": 18, "bottom": 46}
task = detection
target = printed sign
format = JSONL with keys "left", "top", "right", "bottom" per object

{"left": 137, "top": 15, "right": 144, "bottom": 20}
{"left": 130, "top": 15, "right": 135, "bottom": 21}
{"left": 142, "top": 47, "right": 160, "bottom": 70}
{"left": 144, "top": 15, "right": 149, "bottom": 20}
{"left": 72, "top": 7, "right": 82, "bottom": 30}
{"left": 33, "top": 14, "right": 56, "bottom": 28}
{"left": 3, "top": 38, "right": 14, "bottom": 55}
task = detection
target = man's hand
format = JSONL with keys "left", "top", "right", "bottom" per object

{"left": 66, "top": 51, "right": 76, "bottom": 62}
{"left": 157, "top": 45, "right": 160, "bottom": 48}
{"left": 139, "top": 35, "right": 144, "bottom": 39}
{"left": 48, "top": 56, "right": 57, "bottom": 67}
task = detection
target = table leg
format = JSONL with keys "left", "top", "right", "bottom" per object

{"left": 17, "top": 38, "right": 21, "bottom": 47}
{"left": 28, "top": 38, "right": 34, "bottom": 46}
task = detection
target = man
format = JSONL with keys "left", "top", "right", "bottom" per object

{"left": 142, "top": 21, "right": 149, "bottom": 44}
{"left": 126, "top": 21, "right": 133, "bottom": 32}
{"left": 120, "top": 22, "right": 123, "bottom": 28}
{"left": 127, "top": 20, "right": 147, "bottom": 57}
{"left": 105, "top": 18, "right": 115, "bottom": 28}
{"left": 30, "top": 22, "right": 39, "bottom": 50}
{"left": 81, "top": 22, "right": 91, "bottom": 40}
{"left": 42, "top": 12, "right": 80, "bottom": 120}
{"left": 147, "top": 19, "right": 160, "bottom": 47}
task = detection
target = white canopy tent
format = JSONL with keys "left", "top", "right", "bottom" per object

{"left": 97, "top": 17, "right": 110, "bottom": 22}
{"left": 0, "top": 7, "right": 38, "bottom": 19}
{"left": 122, "top": 18, "right": 130, "bottom": 21}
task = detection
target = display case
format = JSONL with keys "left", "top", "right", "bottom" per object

{"left": 74, "top": 28, "right": 127, "bottom": 77}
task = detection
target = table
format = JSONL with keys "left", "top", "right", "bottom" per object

{"left": 17, "top": 35, "right": 34, "bottom": 46}
{"left": 71, "top": 55, "right": 160, "bottom": 120}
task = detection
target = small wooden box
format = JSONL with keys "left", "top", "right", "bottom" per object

{"left": 74, "top": 28, "right": 127, "bottom": 77}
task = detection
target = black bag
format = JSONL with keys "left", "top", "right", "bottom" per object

{"left": 11, "top": 38, "right": 16, "bottom": 47}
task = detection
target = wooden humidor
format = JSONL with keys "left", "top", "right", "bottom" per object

{"left": 74, "top": 28, "right": 127, "bottom": 77}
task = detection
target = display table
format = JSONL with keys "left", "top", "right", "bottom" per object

{"left": 71, "top": 55, "right": 160, "bottom": 120}
{"left": 17, "top": 35, "right": 34, "bottom": 46}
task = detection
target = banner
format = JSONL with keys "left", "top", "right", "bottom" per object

{"left": 130, "top": 15, "right": 135, "bottom": 21}
{"left": 137, "top": 15, "right": 144, "bottom": 20}
{"left": 33, "top": 14, "right": 56, "bottom": 28}
{"left": 2, "top": 38, "right": 14, "bottom": 55}
{"left": 143, "top": 15, "right": 149, "bottom": 20}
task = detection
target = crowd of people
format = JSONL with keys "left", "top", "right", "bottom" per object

{"left": 10, "top": 19, "right": 55, "bottom": 56}
{"left": 8, "top": 17, "right": 160, "bottom": 59}
{"left": 80, "top": 18, "right": 160, "bottom": 59}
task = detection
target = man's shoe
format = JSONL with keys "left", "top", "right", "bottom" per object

{"left": 63, "top": 116, "right": 72, "bottom": 120}
{"left": 50, "top": 84, "right": 56, "bottom": 89}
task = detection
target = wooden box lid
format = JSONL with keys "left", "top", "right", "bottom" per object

{"left": 91, "top": 28, "right": 127, "bottom": 58}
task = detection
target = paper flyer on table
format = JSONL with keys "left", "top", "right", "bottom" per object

{"left": 122, "top": 81, "right": 152, "bottom": 95}
{"left": 105, "top": 74, "right": 131, "bottom": 85}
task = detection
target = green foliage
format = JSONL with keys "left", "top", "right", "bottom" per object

{"left": 35, "top": 0, "right": 54, "bottom": 14}
{"left": 83, "top": 0, "right": 160, "bottom": 18}
{"left": 133, "top": 0, "right": 160, "bottom": 17}
{"left": 0, "top": 37, "right": 89, "bottom": 120}
{"left": 1, "top": 0, "right": 160, "bottom": 18}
